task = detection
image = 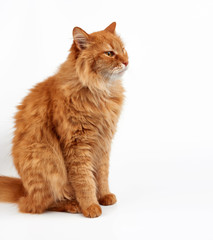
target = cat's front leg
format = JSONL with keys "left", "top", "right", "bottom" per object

{"left": 67, "top": 147, "right": 102, "bottom": 218}
{"left": 96, "top": 152, "right": 117, "bottom": 206}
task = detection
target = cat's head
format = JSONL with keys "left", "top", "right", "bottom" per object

{"left": 71, "top": 22, "right": 128, "bottom": 91}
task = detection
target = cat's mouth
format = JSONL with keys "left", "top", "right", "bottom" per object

{"left": 105, "top": 67, "right": 127, "bottom": 81}
{"left": 102, "top": 65, "right": 128, "bottom": 81}
{"left": 112, "top": 66, "right": 128, "bottom": 76}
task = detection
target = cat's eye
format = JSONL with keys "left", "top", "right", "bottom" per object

{"left": 105, "top": 51, "right": 115, "bottom": 57}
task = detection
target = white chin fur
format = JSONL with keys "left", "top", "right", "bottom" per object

{"left": 109, "top": 65, "right": 127, "bottom": 81}
{"left": 109, "top": 71, "right": 125, "bottom": 81}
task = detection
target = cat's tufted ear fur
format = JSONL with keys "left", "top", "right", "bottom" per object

{"left": 105, "top": 22, "right": 116, "bottom": 34}
{"left": 73, "top": 27, "right": 90, "bottom": 50}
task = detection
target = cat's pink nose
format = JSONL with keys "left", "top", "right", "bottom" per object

{"left": 123, "top": 61, "right": 129, "bottom": 67}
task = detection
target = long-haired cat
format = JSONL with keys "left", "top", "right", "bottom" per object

{"left": 0, "top": 22, "right": 128, "bottom": 218}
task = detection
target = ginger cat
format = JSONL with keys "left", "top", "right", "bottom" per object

{"left": 0, "top": 22, "right": 128, "bottom": 218}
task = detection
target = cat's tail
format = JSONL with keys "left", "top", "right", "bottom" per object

{"left": 0, "top": 176, "right": 25, "bottom": 203}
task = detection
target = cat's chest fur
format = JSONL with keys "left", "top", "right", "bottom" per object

{"left": 53, "top": 83, "right": 124, "bottom": 148}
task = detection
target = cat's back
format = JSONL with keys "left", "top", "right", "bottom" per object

{"left": 16, "top": 77, "right": 56, "bottom": 116}
{"left": 13, "top": 77, "right": 58, "bottom": 142}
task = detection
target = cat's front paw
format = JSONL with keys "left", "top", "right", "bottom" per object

{"left": 82, "top": 203, "right": 102, "bottom": 218}
{"left": 99, "top": 193, "right": 117, "bottom": 206}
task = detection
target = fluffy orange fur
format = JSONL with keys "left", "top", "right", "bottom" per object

{"left": 0, "top": 22, "right": 128, "bottom": 218}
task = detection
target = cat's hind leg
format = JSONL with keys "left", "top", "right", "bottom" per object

{"left": 18, "top": 183, "right": 53, "bottom": 214}
{"left": 15, "top": 141, "right": 70, "bottom": 214}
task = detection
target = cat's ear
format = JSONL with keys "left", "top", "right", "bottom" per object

{"left": 105, "top": 22, "right": 116, "bottom": 34}
{"left": 73, "top": 27, "right": 90, "bottom": 50}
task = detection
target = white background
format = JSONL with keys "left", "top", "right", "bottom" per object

{"left": 0, "top": 0, "right": 213, "bottom": 239}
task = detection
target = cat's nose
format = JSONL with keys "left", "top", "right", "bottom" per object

{"left": 123, "top": 61, "right": 129, "bottom": 67}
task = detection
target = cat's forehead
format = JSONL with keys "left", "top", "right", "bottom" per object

{"left": 90, "top": 31, "right": 124, "bottom": 51}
